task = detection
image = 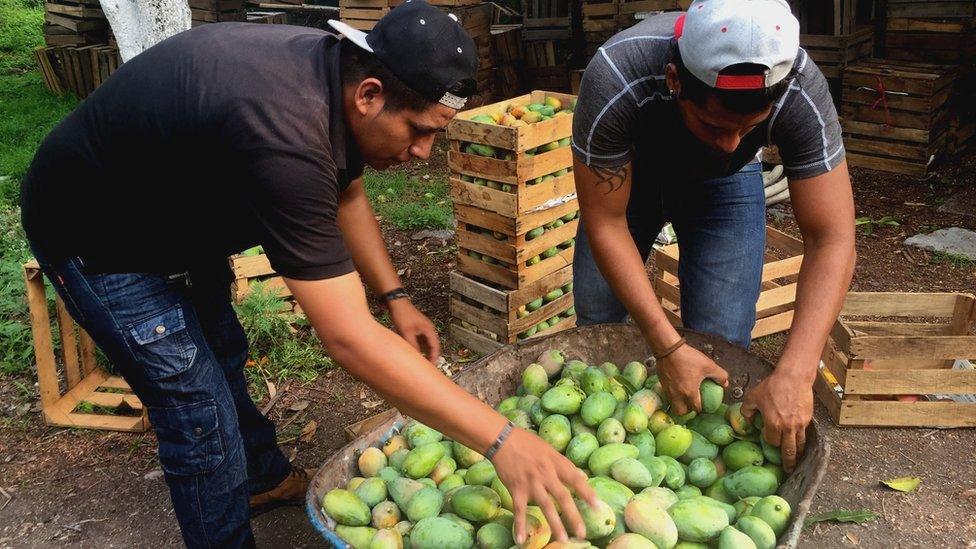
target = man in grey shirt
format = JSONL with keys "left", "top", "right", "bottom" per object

{"left": 572, "top": 0, "right": 855, "bottom": 471}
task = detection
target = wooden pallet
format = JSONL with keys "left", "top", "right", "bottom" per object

{"left": 814, "top": 292, "right": 976, "bottom": 428}
{"left": 35, "top": 44, "right": 121, "bottom": 98}
{"left": 800, "top": 27, "right": 873, "bottom": 80}
{"left": 23, "top": 261, "right": 149, "bottom": 433}
{"left": 842, "top": 58, "right": 956, "bottom": 177}
{"left": 653, "top": 226, "right": 804, "bottom": 340}
{"left": 339, "top": 0, "right": 390, "bottom": 30}
{"left": 618, "top": 0, "right": 674, "bottom": 29}
{"left": 523, "top": 0, "right": 571, "bottom": 40}
{"left": 451, "top": 265, "right": 575, "bottom": 346}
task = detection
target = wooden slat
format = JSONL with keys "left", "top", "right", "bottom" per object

{"left": 849, "top": 335, "right": 976, "bottom": 360}
{"left": 766, "top": 226, "right": 805, "bottom": 256}
{"left": 85, "top": 391, "right": 144, "bottom": 410}
{"left": 79, "top": 328, "right": 97, "bottom": 375}
{"left": 755, "top": 283, "right": 798, "bottom": 317}
{"left": 840, "top": 292, "right": 965, "bottom": 317}
{"left": 99, "top": 376, "right": 132, "bottom": 390}
{"left": 751, "top": 310, "right": 794, "bottom": 339}
{"left": 844, "top": 152, "right": 931, "bottom": 177}
{"left": 845, "top": 321, "right": 954, "bottom": 336}
{"left": 343, "top": 408, "right": 397, "bottom": 441}
{"left": 450, "top": 322, "right": 503, "bottom": 355}
{"left": 838, "top": 400, "right": 976, "bottom": 428}
{"left": 844, "top": 369, "right": 976, "bottom": 395}
{"left": 57, "top": 412, "right": 148, "bottom": 432}
{"left": 24, "top": 266, "right": 60, "bottom": 410}
{"left": 761, "top": 256, "right": 803, "bottom": 282}
{"left": 449, "top": 271, "right": 508, "bottom": 312}
{"left": 52, "top": 367, "right": 108, "bottom": 418}
{"left": 951, "top": 295, "right": 975, "bottom": 334}
{"left": 55, "top": 296, "right": 82, "bottom": 390}
{"left": 813, "top": 368, "right": 843, "bottom": 427}
{"left": 654, "top": 279, "right": 681, "bottom": 310}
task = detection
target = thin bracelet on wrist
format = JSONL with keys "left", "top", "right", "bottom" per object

{"left": 654, "top": 336, "right": 687, "bottom": 361}
{"left": 484, "top": 421, "right": 515, "bottom": 461}
{"left": 379, "top": 287, "right": 409, "bottom": 310}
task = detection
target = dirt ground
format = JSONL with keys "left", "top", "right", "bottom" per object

{"left": 1, "top": 146, "right": 975, "bottom": 548}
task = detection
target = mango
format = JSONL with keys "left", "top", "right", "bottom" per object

{"left": 748, "top": 495, "right": 790, "bottom": 536}
{"left": 637, "top": 487, "right": 678, "bottom": 510}
{"left": 404, "top": 486, "right": 444, "bottom": 522}
{"left": 541, "top": 141, "right": 560, "bottom": 152}
{"left": 438, "top": 474, "right": 465, "bottom": 493}
{"left": 527, "top": 227, "right": 546, "bottom": 240}
{"left": 577, "top": 498, "right": 616, "bottom": 539}
{"left": 566, "top": 432, "right": 600, "bottom": 467}
{"left": 581, "top": 391, "right": 617, "bottom": 426}
{"left": 497, "top": 396, "right": 520, "bottom": 415}
{"left": 581, "top": 367, "right": 610, "bottom": 395}
{"left": 357, "top": 447, "right": 387, "bottom": 478}
{"left": 597, "top": 361, "right": 619, "bottom": 377}
{"left": 637, "top": 456, "right": 667, "bottom": 487}
{"left": 606, "top": 533, "right": 657, "bottom": 549}
{"left": 623, "top": 403, "right": 649, "bottom": 434}
{"left": 464, "top": 460, "right": 497, "bottom": 487}
{"left": 674, "top": 543, "right": 709, "bottom": 549}
{"left": 371, "top": 501, "right": 400, "bottom": 529}
{"left": 699, "top": 380, "right": 724, "bottom": 414}
{"left": 658, "top": 456, "right": 686, "bottom": 490}
{"left": 733, "top": 496, "right": 761, "bottom": 520}
{"left": 491, "top": 508, "right": 515, "bottom": 529}
{"left": 721, "top": 441, "right": 764, "bottom": 472}
{"left": 323, "top": 489, "right": 371, "bottom": 526}
{"left": 520, "top": 506, "right": 552, "bottom": 549}
{"left": 537, "top": 349, "right": 566, "bottom": 377}
{"left": 521, "top": 111, "right": 543, "bottom": 124}
{"left": 679, "top": 431, "right": 718, "bottom": 464}
{"left": 378, "top": 466, "right": 400, "bottom": 484}
{"left": 452, "top": 485, "right": 501, "bottom": 522}
{"left": 624, "top": 497, "right": 679, "bottom": 549}
{"left": 656, "top": 426, "right": 693, "bottom": 458}
{"left": 491, "top": 476, "right": 514, "bottom": 511}
{"left": 526, "top": 103, "right": 546, "bottom": 112}
{"left": 726, "top": 403, "right": 755, "bottom": 436}
{"left": 610, "top": 458, "right": 655, "bottom": 489}
{"left": 667, "top": 498, "right": 730, "bottom": 543}
{"left": 530, "top": 399, "right": 549, "bottom": 427}
{"left": 453, "top": 441, "right": 485, "bottom": 469}
{"left": 541, "top": 385, "right": 585, "bottom": 415}
{"left": 735, "top": 516, "right": 776, "bottom": 549}
{"left": 708, "top": 424, "right": 736, "bottom": 446}
{"left": 369, "top": 528, "right": 402, "bottom": 549}
{"left": 509, "top": 105, "right": 526, "bottom": 118}
{"left": 468, "top": 143, "right": 496, "bottom": 157}
{"left": 676, "top": 485, "right": 703, "bottom": 500}
{"left": 597, "top": 418, "right": 626, "bottom": 445}
{"left": 543, "top": 246, "right": 560, "bottom": 258}
{"left": 648, "top": 410, "right": 674, "bottom": 435}
{"left": 539, "top": 414, "right": 572, "bottom": 452}
{"left": 760, "top": 439, "right": 782, "bottom": 465}
{"left": 518, "top": 394, "right": 541, "bottom": 413}
{"left": 538, "top": 105, "right": 556, "bottom": 117}
{"left": 545, "top": 96, "right": 563, "bottom": 111}
{"left": 389, "top": 449, "right": 410, "bottom": 472}
{"left": 622, "top": 361, "right": 648, "bottom": 389}
{"left": 383, "top": 435, "right": 408, "bottom": 457}
{"left": 608, "top": 378, "right": 628, "bottom": 402}
{"left": 588, "top": 476, "right": 635, "bottom": 513}
{"left": 405, "top": 422, "right": 443, "bottom": 448}
{"left": 705, "top": 477, "right": 735, "bottom": 505}
{"left": 762, "top": 463, "right": 785, "bottom": 484}
{"left": 428, "top": 456, "right": 457, "bottom": 485}
{"left": 336, "top": 526, "right": 377, "bottom": 549}
{"left": 523, "top": 363, "right": 551, "bottom": 397}
{"left": 557, "top": 136, "right": 572, "bottom": 148}
{"left": 355, "top": 477, "right": 388, "bottom": 508}
{"left": 562, "top": 360, "right": 588, "bottom": 381}
{"left": 403, "top": 442, "right": 446, "bottom": 479}
{"left": 723, "top": 466, "right": 778, "bottom": 499}
{"left": 347, "top": 477, "right": 366, "bottom": 491}
{"left": 410, "top": 517, "right": 474, "bottom": 549}
{"left": 543, "top": 288, "right": 564, "bottom": 303}
{"left": 627, "top": 430, "right": 656, "bottom": 460}
{"left": 389, "top": 477, "right": 424, "bottom": 509}
{"left": 477, "top": 522, "right": 514, "bottom": 549}
{"left": 718, "top": 526, "right": 756, "bottom": 549}
{"left": 471, "top": 114, "right": 497, "bottom": 125}
{"left": 687, "top": 457, "right": 718, "bottom": 488}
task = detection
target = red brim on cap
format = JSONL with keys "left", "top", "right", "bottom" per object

{"left": 714, "top": 74, "right": 766, "bottom": 90}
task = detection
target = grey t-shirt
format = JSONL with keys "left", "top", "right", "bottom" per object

{"left": 572, "top": 11, "right": 845, "bottom": 184}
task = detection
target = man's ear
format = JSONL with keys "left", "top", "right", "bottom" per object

{"left": 665, "top": 63, "right": 681, "bottom": 98}
{"left": 354, "top": 77, "right": 385, "bottom": 116}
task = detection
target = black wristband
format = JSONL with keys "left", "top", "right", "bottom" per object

{"left": 381, "top": 287, "right": 410, "bottom": 303}
{"left": 484, "top": 421, "right": 515, "bottom": 461}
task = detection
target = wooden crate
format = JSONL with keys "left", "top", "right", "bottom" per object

{"left": 450, "top": 265, "right": 576, "bottom": 351}
{"left": 653, "top": 227, "right": 804, "bottom": 340}
{"left": 339, "top": 0, "right": 390, "bottom": 30}
{"left": 23, "top": 261, "right": 149, "bottom": 433}
{"left": 885, "top": 0, "right": 975, "bottom": 20}
{"left": 618, "top": 0, "right": 674, "bottom": 29}
{"left": 523, "top": 0, "right": 571, "bottom": 40}
{"left": 842, "top": 58, "right": 956, "bottom": 177}
{"left": 247, "top": 10, "right": 287, "bottom": 23}
{"left": 229, "top": 252, "right": 301, "bottom": 313}
{"left": 815, "top": 292, "right": 976, "bottom": 428}
{"left": 800, "top": 27, "right": 873, "bottom": 80}
{"left": 35, "top": 44, "right": 121, "bottom": 98}
{"left": 789, "top": 0, "right": 859, "bottom": 36}
{"left": 522, "top": 40, "right": 571, "bottom": 91}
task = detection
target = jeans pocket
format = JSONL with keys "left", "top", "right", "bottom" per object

{"left": 127, "top": 305, "right": 198, "bottom": 380}
{"left": 150, "top": 400, "right": 224, "bottom": 476}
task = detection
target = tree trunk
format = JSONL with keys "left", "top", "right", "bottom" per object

{"left": 100, "top": 0, "right": 192, "bottom": 62}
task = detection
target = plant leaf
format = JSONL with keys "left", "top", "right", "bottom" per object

{"left": 613, "top": 375, "right": 639, "bottom": 396}
{"left": 854, "top": 217, "right": 872, "bottom": 225}
{"left": 881, "top": 476, "right": 921, "bottom": 492}
{"left": 804, "top": 509, "right": 878, "bottom": 527}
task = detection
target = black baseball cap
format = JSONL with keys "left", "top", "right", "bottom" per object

{"left": 328, "top": 0, "right": 479, "bottom": 109}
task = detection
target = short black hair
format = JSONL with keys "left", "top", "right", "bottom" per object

{"left": 338, "top": 39, "right": 437, "bottom": 113}
{"left": 671, "top": 45, "right": 794, "bottom": 115}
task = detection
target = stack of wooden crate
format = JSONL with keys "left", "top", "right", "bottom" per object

{"left": 842, "top": 58, "right": 957, "bottom": 177}
{"left": 522, "top": 0, "right": 572, "bottom": 40}
{"left": 339, "top": 0, "right": 394, "bottom": 30}
{"left": 792, "top": 0, "right": 873, "bottom": 104}
{"left": 491, "top": 24, "right": 524, "bottom": 98}
{"left": 34, "top": 44, "right": 121, "bottom": 99}
{"left": 523, "top": 40, "right": 571, "bottom": 92}
{"left": 190, "top": 0, "right": 246, "bottom": 26}
{"left": 454, "top": 3, "right": 496, "bottom": 102}
{"left": 582, "top": 0, "right": 619, "bottom": 57}
{"left": 617, "top": 0, "right": 675, "bottom": 30}
{"left": 43, "top": 0, "right": 110, "bottom": 47}
{"left": 447, "top": 90, "right": 580, "bottom": 354}
{"left": 246, "top": 10, "right": 287, "bottom": 23}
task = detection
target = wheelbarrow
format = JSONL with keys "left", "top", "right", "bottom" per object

{"left": 306, "top": 324, "right": 830, "bottom": 548}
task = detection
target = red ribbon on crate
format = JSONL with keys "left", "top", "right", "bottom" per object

{"left": 869, "top": 75, "right": 894, "bottom": 133}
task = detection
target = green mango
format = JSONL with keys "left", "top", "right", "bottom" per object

{"left": 637, "top": 456, "right": 667, "bottom": 487}
{"left": 452, "top": 485, "right": 501, "bottom": 522}
{"left": 675, "top": 485, "right": 702, "bottom": 499}
{"left": 526, "top": 103, "right": 546, "bottom": 112}
{"left": 526, "top": 297, "right": 544, "bottom": 311}
{"left": 748, "top": 495, "right": 791, "bottom": 536}
{"left": 543, "top": 246, "right": 559, "bottom": 258}
{"left": 389, "top": 449, "right": 410, "bottom": 472}
{"left": 440, "top": 514, "right": 476, "bottom": 538}
{"left": 648, "top": 410, "right": 675, "bottom": 435}
{"left": 378, "top": 466, "right": 400, "bottom": 484}
{"left": 597, "top": 418, "right": 626, "bottom": 445}
{"left": 417, "top": 477, "right": 437, "bottom": 489}
{"left": 581, "top": 391, "right": 617, "bottom": 426}
{"left": 354, "top": 477, "right": 388, "bottom": 508}
{"left": 403, "top": 442, "right": 446, "bottom": 479}
{"left": 708, "top": 424, "right": 736, "bottom": 446}
{"left": 659, "top": 456, "right": 686, "bottom": 490}
{"left": 588, "top": 476, "right": 635, "bottom": 513}
{"left": 539, "top": 105, "right": 556, "bottom": 117}
{"left": 605, "top": 533, "right": 657, "bottom": 548}
{"left": 336, "top": 525, "right": 377, "bottom": 549}
{"left": 410, "top": 516, "right": 474, "bottom": 549}
{"left": 718, "top": 526, "right": 757, "bottom": 549}
{"left": 637, "top": 486, "right": 679, "bottom": 510}
{"left": 762, "top": 463, "right": 786, "bottom": 484}
{"left": 371, "top": 501, "right": 400, "bottom": 529}
{"left": 529, "top": 399, "right": 548, "bottom": 427}
{"left": 622, "top": 361, "right": 648, "bottom": 390}
{"left": 558, "top": 136, "right": 572, "bottom": 147}
{"left": 522, "top": 363, "right": 550, "bottom": 397}
{"left": 404, "top": 422, "right": 443, "bottom": 448}
{"left": 527, "top": 226, "right": 545, "bottom": 240}
{"left": 588, "top": 443, "right": 640, "bottom": 477}
{"left": 674, "top": 543, "right": 710, "bottom": 549}
{"left": 541, "top": 384, "right": 585, "bottom": 415}
{"left": 581, "top": 367, "right": 610, "bottom": 395}
{"left": 610, "top": 457, "right": 655, "bottom": 489}
{"left": 491, "top": 476, "right": 513, "bottom": 511}
{"left": 496, "top": 396, "right": 519, "bottom": 415}
{"left": 699, "top": 380, "right": 725, "bottom": 414}
{"left": 722, "top": 441, "right": 764, "bottom": 471}
{"left": 543, "top": 288, "right": 564, "bottom": 303}
{"left": 389, "top": 477, "right": 424, "bottom": 508}
{"left": 562, "top": 359, "right": 588, "bottom": 381}
{"left": 733, "top": 496, "right": 761, "bottom": 519}
{"left": 404, "top": 486, "right": 444, "bottom": 522}
{"left": 464, "top": 460, "right": 497, "bottom": 486}
{"left": 735, "top": 516, "right": 776, "bottom": 549}
{"left": 726, "top": 403, "right": 755, "bottom": 436}
{"left": 667, "top": 498, "right": 730, "bottom": 543}
{"left": 503, "top": 408, "right": 532, "bottom": 429}
{"left": 471, "top": 114, "right": 497, "bottom": 125}
{"left": 688, "top": 457, "right": 718, "bottom": 488}
{"left": 490, "top": 508, "right": 514, "bottom": 530}
{"left": 438, "top": 474, "right": 465, "bottom": 493}
{"left": 476, "top": 522, "right": 514, "bottom": 549}
{"left": 760, "top": 438, "right": 782, "bottom": 465}
{"left": 453, "top": 441, "right": 485, "bottom": 469}
{"left": 570, "top": 414, "right": 598, "bottom": 437}
{"left": 539, "top": 414, "right": 572, "bottom": 452}
{"left": 598, "top": 361, "right": 620, "bottom": 377}
{"left": 429, "top": 456, "right": 457, "bottom": 485}
{"left": 705, "top": 477, "right": 736, "bottom": 505}
{"left": 622, "top": 403, "right": 649, "bottom": 434}
{"left": 541, "top": 140, "right": 560, "bottom": 152}
{"left": 323, "top": 489, "right": 371, "bottom": 526}
{"left": 680, "top": 431, "right": 719, "bottom": 464}
{"left": 577, "top": 499, "right": 617, "bottom": 539}
{"left": 623, "top": 498, "right": 679, "bottom": 549}
{"left": 608, "top": 377, "right": 629, "bottom": 402}
{"left": 626, "top": 429, "right": 656, "bottom": 459}
{"left": 723, "top": 466, "right": 779, "bottom": 499}
{"left": 566, "top": 432, "right": 600, "bottom": 467}
{"left": 656, "top": 425, "right": 693, "bottom": 458}
{"left": 468, "top": 143, "right": 497, "bottom": 157}
{"left": 517, "top": 394, "right": 540, "bottom": 413}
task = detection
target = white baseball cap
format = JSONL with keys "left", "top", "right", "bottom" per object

{"left": 675, "top": 0, "right": 800, "bottom": 90}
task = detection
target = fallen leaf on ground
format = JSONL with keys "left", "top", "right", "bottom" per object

{"left": 288, "top": 400, "right": 309, "bottom": 412}
{"left": 362, "top": 400, "right": 383, "bottom": 409}
{"left": 881, "top": 476, "right": 921, "bottom": 492}
{"left": 265, "top": 380, "right": 277, "bottom": 401}
{"left": 299, "top": 420, "right": 317, "bottom": 443}
{"left": 846, "top": 532, "right": 859, "bottom": 545}
{"left": 805, "top": 509, "right": 878, "bottom": 527}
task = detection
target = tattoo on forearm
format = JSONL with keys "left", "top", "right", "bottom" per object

{"left": 592, "top": 164, "right": 629, "bottom": 194}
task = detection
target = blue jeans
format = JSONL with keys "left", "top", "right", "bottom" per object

{"left": 574, "top": 161, "right": 766, "bottom": 347}
{"left": 31, "top": 254, "right": 291, "bottom": 548}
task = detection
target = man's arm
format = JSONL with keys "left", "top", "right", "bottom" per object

{"left": 742, "top": 160, "right": 856, "bottom": 471}
{"left": 574, "top": 158, "right": 728, "bottom": 413}
{"left": 285, "top": 273, "right": 596, "bottom": 542}
{"left": 337, "top": 177, "right": 440, "bottom": 360}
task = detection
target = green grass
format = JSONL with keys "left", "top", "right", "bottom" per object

{"left": 363, "top": 170, "right": 452, "bottom": 230}
{"left": 930, "top": 251, "right": 976, "bottom": 270}
{"left": 0, "top": 0, "right": 44, "bottom": 74}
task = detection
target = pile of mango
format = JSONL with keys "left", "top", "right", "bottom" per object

{"left": 465, "top": 211, "right": 578, "bottom": 270}
{"left": 515, "top": 281, "right": 575, "bottom": 339}
{"left": 323, "top": 350, "right": 792, "bottom": 549}
{"left": 460, "top": 96, "right": 575, "bottom": 162}
{"left": 458, "top": 166, "right": 572, "bottom": 194}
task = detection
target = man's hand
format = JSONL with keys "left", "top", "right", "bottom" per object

{"left": 741, "top": 368, "right": 814, "bottom": 473}
{"left": 657, "top": 344, "right": 729, "bottom": 416}
{"left": 388, "top": 299, "right": 441, "bottom": 363}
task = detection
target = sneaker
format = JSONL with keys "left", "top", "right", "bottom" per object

{"left": 249, "top": 467, "right": 316, "bottom": 510}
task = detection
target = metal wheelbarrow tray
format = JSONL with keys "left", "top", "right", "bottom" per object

{"left": 307, "top": 324, "right": 830, "bottom": 548}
